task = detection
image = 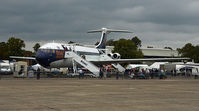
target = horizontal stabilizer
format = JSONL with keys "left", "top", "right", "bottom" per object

{"left": 88, "top": 28, "right": 132, "bottom": 33}
{"left": 87, "top": 30, "right": 102, "bottom": 33}
{"left": 106, "top": 29, "right": 132, "bottom": 33}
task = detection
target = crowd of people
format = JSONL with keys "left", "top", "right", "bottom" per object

{"left": 98, "top": 66, "right": 199, "bottom": 80}
{"left": 123, "top": 68, "right": 167, "bottom": 79}
{"left": 2, "top": 65, "right": 197, "bottom": 80}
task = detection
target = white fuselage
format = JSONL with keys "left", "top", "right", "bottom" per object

{"left": 35, "top": 42, "right": 112, "bottom": 68}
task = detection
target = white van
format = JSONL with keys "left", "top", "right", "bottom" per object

{"left": 0, "top": 63, "right": 12, "bottom": 74}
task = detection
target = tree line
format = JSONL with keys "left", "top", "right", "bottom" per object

{"left": 0, "top": 37, "right": 40, "bottom": 59}
{"left": 177, "top": 43, "right": 199, "bottom": 62}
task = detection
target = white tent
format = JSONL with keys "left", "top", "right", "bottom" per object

{"left": 192, "top": 68, "right": 199, "bottom": 75}
{"left": 149, "top": 62, "right": 168, "bottom": 69}
{"left": 32, "top": 64, "right": 41, "bottom": 71}
{"left": 126, "top": 64, "right": 149, "bottom": 69}
{"left": 176, "top": 65, "right": 185, "bottom": 70}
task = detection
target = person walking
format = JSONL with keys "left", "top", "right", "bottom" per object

{"left": 116, "top": 69, "right": 119, "bottom": 80}
{"left": 106, "top": 67, "right": 111, "bottom": 78}
{"left": 37, "top": 68, "right": 40, "bottom": 80}
{"left": 79, "top": 69, "right": 84, "bottom": 79}
{"left": 99, "top": 67, "right": 103, "bottom": 79}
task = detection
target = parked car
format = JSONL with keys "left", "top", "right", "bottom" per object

{"left": 0, "top": 65, "right": 12, "bottom": 75}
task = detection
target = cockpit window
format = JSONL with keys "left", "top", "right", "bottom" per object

{"left": 52, "top": 49, "right": 55, "bottom": 53}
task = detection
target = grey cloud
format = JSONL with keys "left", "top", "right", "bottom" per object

{"left": 0, "top": 0, "right": 199, "bottom": 51}
{"left": 112, "top": 0, "right": 199, "bottom": 25}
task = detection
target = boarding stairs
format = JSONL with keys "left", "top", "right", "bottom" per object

{"left": 65, "top": 51, "right": 100, "bottom": 77}
{"left": 103, "top": 55, "right": 125, "bottom": 72}
{"left": 112, "top": 63, "right": 125, "bottom": 72}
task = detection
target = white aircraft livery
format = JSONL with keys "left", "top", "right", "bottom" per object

{"left": 10, "top": 28, "right": 190, "bottom": 77}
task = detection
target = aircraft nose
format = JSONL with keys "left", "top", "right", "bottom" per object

{"left": 35, "top": 49, "right": 51, "bottom": 67}
{"left": 35, "top": 50, "right": 46, "bottom": 62}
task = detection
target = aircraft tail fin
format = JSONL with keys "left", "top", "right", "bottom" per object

{"left": 88, "top": 28, "right": 132, "bottom": 49}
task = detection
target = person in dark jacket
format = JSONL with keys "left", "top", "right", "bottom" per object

{"left": 116, "top": 69, "right": 119, "bottom": 80}
{"left": 37, "top": 68, "right": 40, "bottom": 80}
{"left": 99, "top": 67, "right": 103, "bottom": 79}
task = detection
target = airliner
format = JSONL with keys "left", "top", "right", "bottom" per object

{"left": 10, "top": 28, "right": 190, "bottom": 76}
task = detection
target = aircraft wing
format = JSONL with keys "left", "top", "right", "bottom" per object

{"left": 10, "top": 56, "right": 36, "bottom": 60}
{"left": 90, "top": 58, "right": 190, "bottom": 65}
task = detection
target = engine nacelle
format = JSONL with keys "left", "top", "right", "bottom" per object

{"left": 107, "top": 53, "right": 120, "bottom": 59}
{"left": 113, "top": 53, "right": 121, "bottom": 59}
{"left": 107, "top": 53, "right": 113, "bottom": 58}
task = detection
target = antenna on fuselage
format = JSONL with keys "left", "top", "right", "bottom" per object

{"left": 87, "top": 28, "right": 132, "bottom": 49}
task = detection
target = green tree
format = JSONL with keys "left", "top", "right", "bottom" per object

{"left": 33, "top": 43, "right": 40, "bottom": 53}
{"left": 178, "top": 43, "right": 195, "bottom": 57}
{"left": 131, "top": 36, "right": 142, "bottom": 48}
{"left": 0, "top": 42, "right": 9, "bottom": 59}
{"left": 7, "top": 37, "right": 25, "bottom": 56}
{"left": 106, "top": 39, "right": 114, "bottom": 46}
{"left": 113, "top": 38, "right": 143, "bottom": 59}
{"left": 190, "top": 46, "right": 199, "bottom": 62}
{"left": 68, "top": 41, "right": 75, "bottom": 44}
{"left": 177, "top": 43, "right": 199, "bottom": 62}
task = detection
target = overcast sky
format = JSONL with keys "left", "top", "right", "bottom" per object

{"left": 1, "top": 0, "right": 199, "bottom": 51}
